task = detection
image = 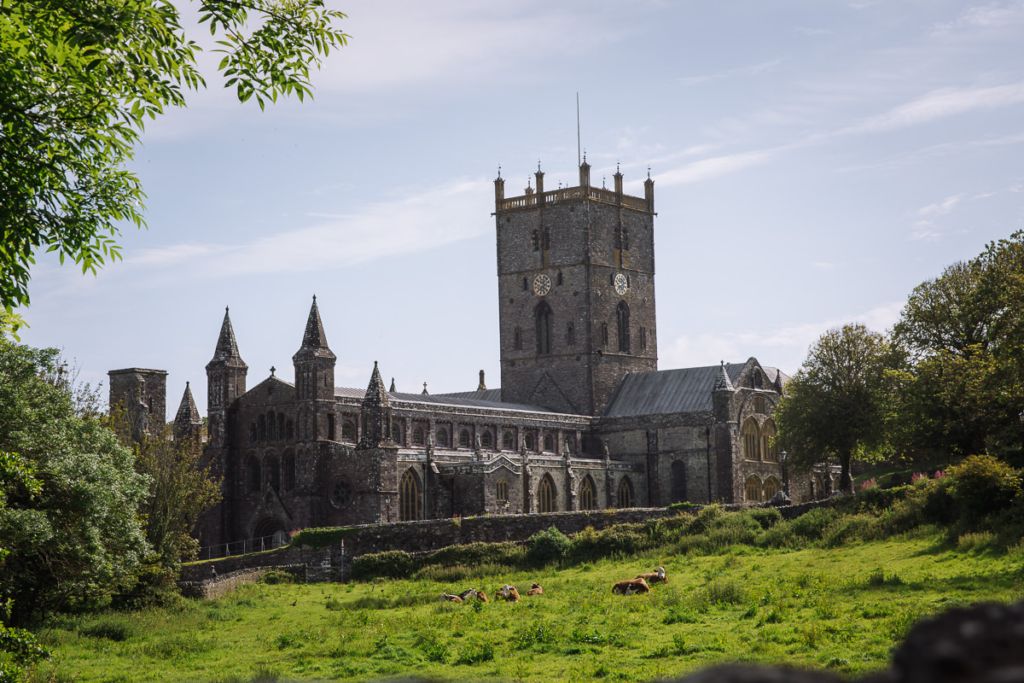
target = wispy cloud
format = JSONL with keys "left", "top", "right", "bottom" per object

{"left": 678, "top": 59, "right": 782, "bottom": 87}
{"left": 654, "top": 148, "right": 779, "bottom": 187}
{"left": 916, "top": 194, "right": 963, "bottom": 219}
{"left": 661, "top": 302, "right": 904, "bottom": 374}
{"left": 846, "top": 82, "right": 1024, "bottom": 134}
{"left": 121, "top": 178, "right": 492, "bottom": 279}
{"left": 931, "top": 2, "right": 1024, "bottom": 37}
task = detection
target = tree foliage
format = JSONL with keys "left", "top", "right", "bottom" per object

{"left": 0, "top": 339, "right": 149, "bottom": 624}
{"left": 0, "top": 0, "right": 348, "bottom": 312}
{"left": 890, "top": 231, "right": 1024, "bottom": 464}
{"left": 775, "top": 324, "right": 894, "bottom": 493}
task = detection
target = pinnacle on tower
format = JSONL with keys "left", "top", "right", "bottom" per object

{"left": 713, "top": 361, "right": 734, "bottom": 392}
{"left": 477, "top": 369, "right": 487, "bottom": 392}
{"left": 211, "top": 307, "right": 243, "bottom": 362}
{"left": 359, "top": 361, "right": 393, "bottom": 449}
{"left": 173, "top": 381, "right": 202, "bottom": 441}
{"left": 300, "top": 295, "right": 331, "bottom": 352}
{"left": 389, "top": 377, "right": 397, "bottom": 393}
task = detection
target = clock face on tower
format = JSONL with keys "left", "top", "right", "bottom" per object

{"left": 614, "top": 273, "right": 629, "bottom": 295}
{"left": 532, "top": 273, "right": 552, "bottom": 296}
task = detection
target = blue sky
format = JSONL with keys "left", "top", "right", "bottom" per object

{"left": 20, "top": 0, "right": 1024, "bottom": 420}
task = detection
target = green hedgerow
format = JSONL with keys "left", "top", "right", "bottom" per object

{"left": 526, "top": 526, "right": 571, "bottom": 567}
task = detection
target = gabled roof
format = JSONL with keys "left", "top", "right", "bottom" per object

{"left": 604, "top": 363, "right": 744, "bottom": 417}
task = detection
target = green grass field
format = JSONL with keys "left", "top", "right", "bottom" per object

{"left": 29, "top": 529, "right": 1024, "bottom": 683}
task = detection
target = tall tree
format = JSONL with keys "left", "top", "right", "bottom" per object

{"left": 0, "top": 0, "right": 348, "bottom": 316}
{"left": 0, "top": 339, "right": 149, "bottom": 624}
{"left": 890, "top": 231, "right": 1024, "bottom": 464}
{"left": 775, "top": 323, "right": 893, "bottom": 493}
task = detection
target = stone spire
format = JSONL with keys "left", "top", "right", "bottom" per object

{"left": 389, "top": 377, "right": 397, "bottom": 393}
{"left": 713, "top": 361, "right": 734, "bottom": 392}
{"left": 173, "top": 381, "right": 202, "bottom": 442}
{"left": 477, "top": 369, "right": 487, "bottom": 391}
{"left": 211, "top": 307, "right": 243, "bottom": 363}
{"left": 298, "top": 295, "right": 332, "bottom": 356}
{"left": 359, "top": 361, "right": 393, "bottom": 448}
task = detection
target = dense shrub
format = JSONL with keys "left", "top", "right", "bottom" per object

{"left": 746, "top": 507, "right": 783, "bottom": 530}
{"left": 289, "top": 527, "right": 353, "bottom": 549}
{"left": 761, "top": 507, "right": 840, "bottom": 548}
{"left": 567, "top": 524, "right": 649, "bottom": 563}
{"left": 427, "top": 542, "right": 524, "bottom": 568}
{"left": 854, "top": 485, "right": 913, "bottom": 512}
{"left": 946, "top": 455, "right": 1022, "bottom": 529}
{"left": 822, "top": 513, "right": 875, "bottom": 548}
{"left": 526, "top": 527, "right": 571, "bottom": 567}
{"left": 350, "top": 550, "right": 416, "bottom": 581}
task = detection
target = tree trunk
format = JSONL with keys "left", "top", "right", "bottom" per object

{"left": 839, "top": 451, "right": 854, "bottom": 494}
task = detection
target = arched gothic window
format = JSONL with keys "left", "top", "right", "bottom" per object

{"left": 391, "top": 422, "right": 403, "bottom": 444}
{"left": 247, "top": 455, "right": 261, "bottom": 493}
{"left": 459, "top": 429, "right": 471, "bottom": 448}
{"left": 763, "top": 476, "right": 781, "bottom": 501}
{"left": 342, "top": 419, "right": 357, "bottom": 442}
{"left": 617, "top": 477, "right": 634, "bottom": 508}
{"left": 481, "top": 430, "right": 494, "bottom": 449}
{"left": 761, "top": 419, "right": 778, "bottom": 462}
{"left": 267, "top": 411, "right": 277, "bottom": 440}
{"left": 617, "top": 301, "right": 630, "bottom": 353}
{"left": 257, "top": 415, "right": 266, "bottom": 441}
{"left": 535, "top": 301, "right": 553, "bottom": 355}
{"left": 282, "top": 451, "right": 296, "bottom": 491}
{"left": 543, "top": 433, "right": 555, "bottom": 452}
{"left": 579, "top": 476, "right": 597, "bottom": 511}
{"left": 435, "top": 427, "right": 450, "bottom": 448}
{"left": 265, "top": 454, "right": 280, "bottom": 493}
{"left": 502, "top": 430, "right": 515, "bottom": 450}
{"left": 671, "top": 460, "right": 688, "bottom": 503}
{"left": 412, "top": 426, "right": 425, "bottom": 446}
{"left": 496, "top": 479, "right": 509, "bottom": 504}
{"left": 745, "top": 475, "right": 763, "bottom": 503}
{"left": 537, "top": 475, "right": 557, "bottom": 513}
{"left": 399, "top": 469, "right": 422, "bottom": 521}
{"left": 742, "top": 418, "right": 761, "bottom": 461}
{"left": 524, "top": 432, "right": 536, "bottom": 451}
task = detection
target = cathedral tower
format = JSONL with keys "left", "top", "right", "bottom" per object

{"left": 292, "top": 296, "right": 336, "bottom": 440}
{"left": 495, "top": 161, "right": 658, "bottom": 415}
{"left": 206, "top": 308, "right": 247, "bottom": 448}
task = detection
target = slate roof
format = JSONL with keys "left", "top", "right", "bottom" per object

{"left": 602, "top": 362, "right": 788, "bottom": 418}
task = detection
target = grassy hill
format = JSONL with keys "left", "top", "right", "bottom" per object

{"left": 29, "top": 528, "right": 1024, "bottom": 682}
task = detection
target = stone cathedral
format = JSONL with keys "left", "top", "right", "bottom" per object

{"left": 110, "top": 160, "right": 832, "bottom": 547}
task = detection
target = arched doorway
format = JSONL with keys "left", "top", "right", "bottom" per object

{"left": 399, "top": 468, "right": 422, "bottom": 521}
{"left": 537, "top": 474, "right": 557, "bottom": 513}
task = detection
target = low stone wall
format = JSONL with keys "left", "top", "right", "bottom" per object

{"left": 180, "top": 499, "right": 839, "bottom": 592}
{"left": 178, "top": 565, "right": 307, "bottom": 599}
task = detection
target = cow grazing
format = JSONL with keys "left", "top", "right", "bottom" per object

{"left": 636, "top": 566, "right": 667, "bottom": 584}
{"left": 612, "top": 577, "right": 651, "bottom": 595}
{"left": 526, "top": 583, "right": 544, "bottom": 596}
{"left": 440, "top": 593, "right": 463, "bottom": 603}
{"left": 497, "top": 584, "right": 521, "bottom": 602}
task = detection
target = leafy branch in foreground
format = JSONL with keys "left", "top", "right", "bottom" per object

{"left": 0, "top": 0, "right": 349, "bottom": 311}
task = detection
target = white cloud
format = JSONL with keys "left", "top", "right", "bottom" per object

{"left": 121, "top": 178, "right": 492, "bottom": 279}
{"left": 848, "top": 82, "right": 1024, "bottom": 134}
{"left": 661, "top": 302, "right": 904, "bottom": 374}
{"left": 654, "top": 148, "right": 778, "bottom": 187}
{"left": 678, "top": 59, "right": 782, "bottom": 87}
{"left": 917, "top": 194, "right": 963, "bottom": 219}
{"left": 932, "top": 2, "right": 1024, "bottom": 36}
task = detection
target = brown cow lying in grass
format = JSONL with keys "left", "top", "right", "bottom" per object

{"left": 636, "top": 566, "right": 667, "bottom": 584}
{"left": 526, "top": 583, "right": 543, "bottom": 596}
{"left": 612, "top": 577, "right": 650, "bottom": 595}
{"left": 440, "top": 593, "right": 463, "bottom": 603}
{"left": 496, "top": 584, "right": 521, "bottom": 602}
{"left": 459, "top": 589, "right": 489, "bottom": 603}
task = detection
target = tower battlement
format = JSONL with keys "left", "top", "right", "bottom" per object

{"left": 494, "top": 162, "right": 655, "bottom": 215}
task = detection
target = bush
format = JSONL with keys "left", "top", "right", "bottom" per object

{"left": 821, "top": 513, "right": 875, "bottom": 548}
{"left": 289, "top": 527, "right": 352, "bottom": 549}
{"left": 567, "top": 524, "right": 649, "bottom": 563}
{"left": 526, "top": 527, "right": 571, "bottom": 567}
{"left": 79, "top": 616, "right": 137, "bottom": 641}
{"left": 260, "top": 570, "right": 295, "bottom": 585}
{"left": 413, "top": 563, "right": 507, "bottom": 583}
{"left": 349, "top": 550, "right": 416, "bottom": 581}
{"left": 746, "top": 507, "right": 782, "bottom": 530}
{"left": 855, "top": 484, "right": 913, "bottom": 512}
{"left": 111, "top": 561, "right": 183, "bottom": 610}
{"left": 426, "top": 542, "right": 524, "bottom": 568}
{"left": 946, "top": 455, "right": 1022, "bottom": 529}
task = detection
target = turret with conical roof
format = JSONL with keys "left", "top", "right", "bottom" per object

{"left": 174, "top": 381, "right": 203, "bottom": 442}
{"left": 206, "top": 307, "right": 247, "bottom": 447}
{"left": 712, "top": 361, "right": 735, "bottom": 422}
{"left": 292, "top": 295, "right": 336, "bottom": 403}
{"left": 359, "top": 361, "right": 393, "bottom": 449}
